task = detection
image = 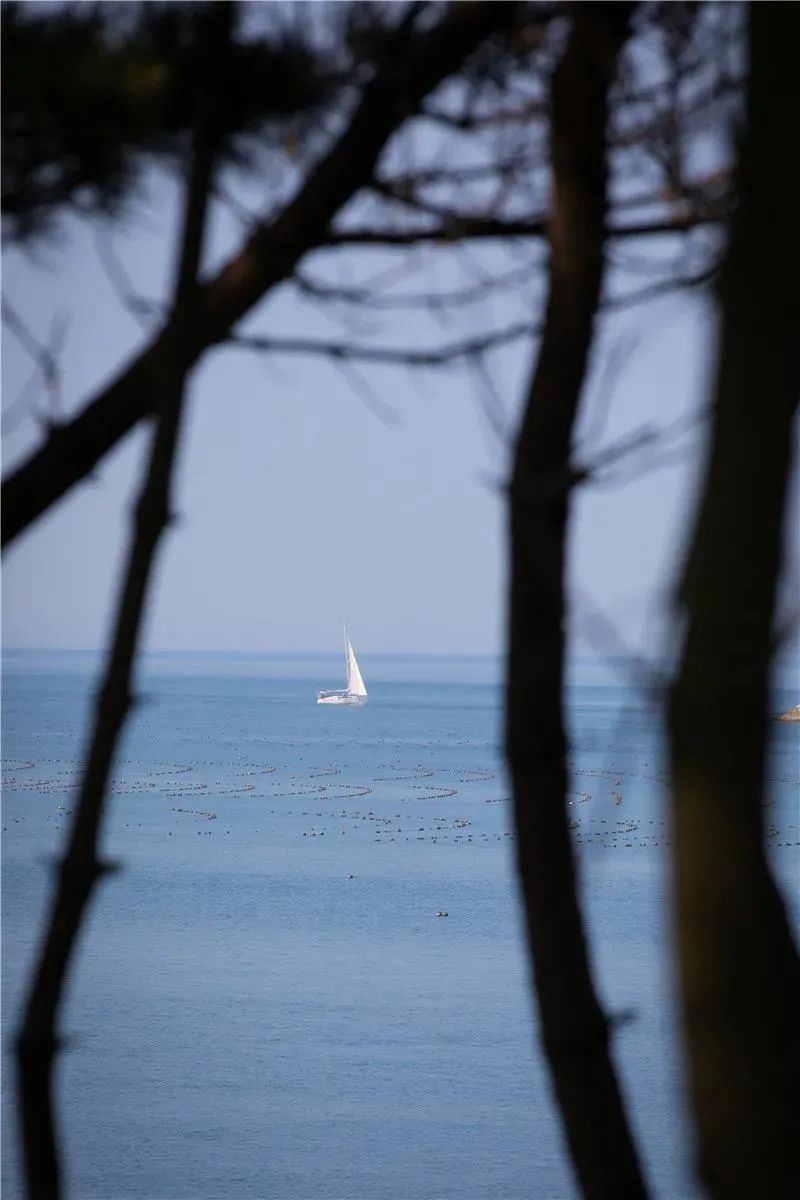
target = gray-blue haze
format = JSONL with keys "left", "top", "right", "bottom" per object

{"left": 3, "top": 652, "right": 799, "bottom": 1200}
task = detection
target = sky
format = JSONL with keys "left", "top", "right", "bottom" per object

{"left": 2, "top": 70, "right": 797, "bottom": 661}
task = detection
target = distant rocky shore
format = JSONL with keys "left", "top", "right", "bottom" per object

{"left": 776, "top": 703, "right": 800, "bottom": 722}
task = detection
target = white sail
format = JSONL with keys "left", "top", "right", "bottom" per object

{"left": 345, "top": 630, "right": 367, "bottom": 697}
{"left": 317, "top": 629, "right": 367, "bottom": 703}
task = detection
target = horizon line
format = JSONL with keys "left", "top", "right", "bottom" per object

{"left": 1, "top": 643, "right": 693, "bottom": 662}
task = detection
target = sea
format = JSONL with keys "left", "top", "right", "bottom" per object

{"left": 2, "top": 650, "right": 798, "bottom": 1200}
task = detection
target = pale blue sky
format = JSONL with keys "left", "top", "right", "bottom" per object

{"left": 2, "top": 162, "right": 796, "bottom": 659}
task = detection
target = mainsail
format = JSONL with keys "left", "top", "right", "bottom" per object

{"left": 317, "top": 628, "right": 367, "bottom": 703}
{"left": 345, "top": 629, "right": 367, "bottom": 698}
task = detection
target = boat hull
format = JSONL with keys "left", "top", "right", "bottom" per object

{"left": 317, "top": 693, "right": 366, "bottom": 705}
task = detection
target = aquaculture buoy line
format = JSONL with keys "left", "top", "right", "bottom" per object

{"left": 3, "top": 751, "right": 798, "bottom": 850}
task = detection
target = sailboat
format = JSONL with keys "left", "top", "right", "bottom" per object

{"left": 317, "top": 628, "right": 368, "bottom": 705}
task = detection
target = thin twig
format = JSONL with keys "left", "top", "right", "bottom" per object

{"left": 292, "top": 257, "right": 541, "bottom": 311}
{"left": 323, "top": 196, "right": 733, "bottom": 249}
{"left": 1, "top": 303, "right": 66, "bottom": 432}
{"left": 469, "top": 349, "right": 510, "bottom": 446}
{"left": 335, "top": 357, "right": 401, "bottom": 427}
{"left": 227, "top": 322, "right": 535, "bottom": 367}
{"left": 2, "top": 302, "right": 60, "bottom": 392}
{"left": 92, "top": 229, "right": 154, "bottom": 332}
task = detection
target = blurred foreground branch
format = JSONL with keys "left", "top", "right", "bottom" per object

{"left": 14, "top": 6, "right": 232, "bottom": 1196}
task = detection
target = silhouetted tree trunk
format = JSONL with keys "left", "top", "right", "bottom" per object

{"left": 506, "top": 6, "right": 647, "bottom": 1199}
{"left": 14, "top": 7, "right": 233, "bottom": 1196}
{"left": 667, "top": 6, "right": 800, "bottom": 1198}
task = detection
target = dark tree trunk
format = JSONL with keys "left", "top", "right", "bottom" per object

{"left": 506, "top": 6, "right": 647, "bottom": 1199}
{"left": 667, "top": 6, "right": 800, "bottom": 1198}
{"left": 14, "top": 7, "right": 232, "bottom": 1196}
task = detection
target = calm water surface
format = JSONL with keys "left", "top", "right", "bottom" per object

{"left": 2, "top": 652, "right": 798, "bottom": 1199}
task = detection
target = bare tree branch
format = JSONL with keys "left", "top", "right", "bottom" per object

{"left": 292, "top": 259, "right": 542, "bottom": 311}
{"left": 375, "top": 155, "right": 543, "bottom": 193}
{"left": 469, "top": 349, "right": 511, "bottom": 445}
{"left": 290, "top": 253, "right": 716, "bottom": 321}
{"left": 1, "top": 302, "right": 66, "bottom": 431}
{"left": 333, "top": 356, "right": 401, "bottom": 427}
{"left": 2, "top": 0, "right": 528, "bottom": 550}
{"left": 2, "top": 301, "right": 53, "bottom": 366}
{"left": 227, "top": 322, "right": 535, "bottom": 368}
{"left": 422, "top": 94, "right": 549, "bottom": 132}
{"left": 92, "top": 229, "right": 154, "bottom": 332}
{"left": 321, "top": 200, "right": 731, "bottom": 248}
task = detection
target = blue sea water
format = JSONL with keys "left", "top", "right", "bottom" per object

{"left": 2, "top": 651, "right": 798, "bottom": 1200}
